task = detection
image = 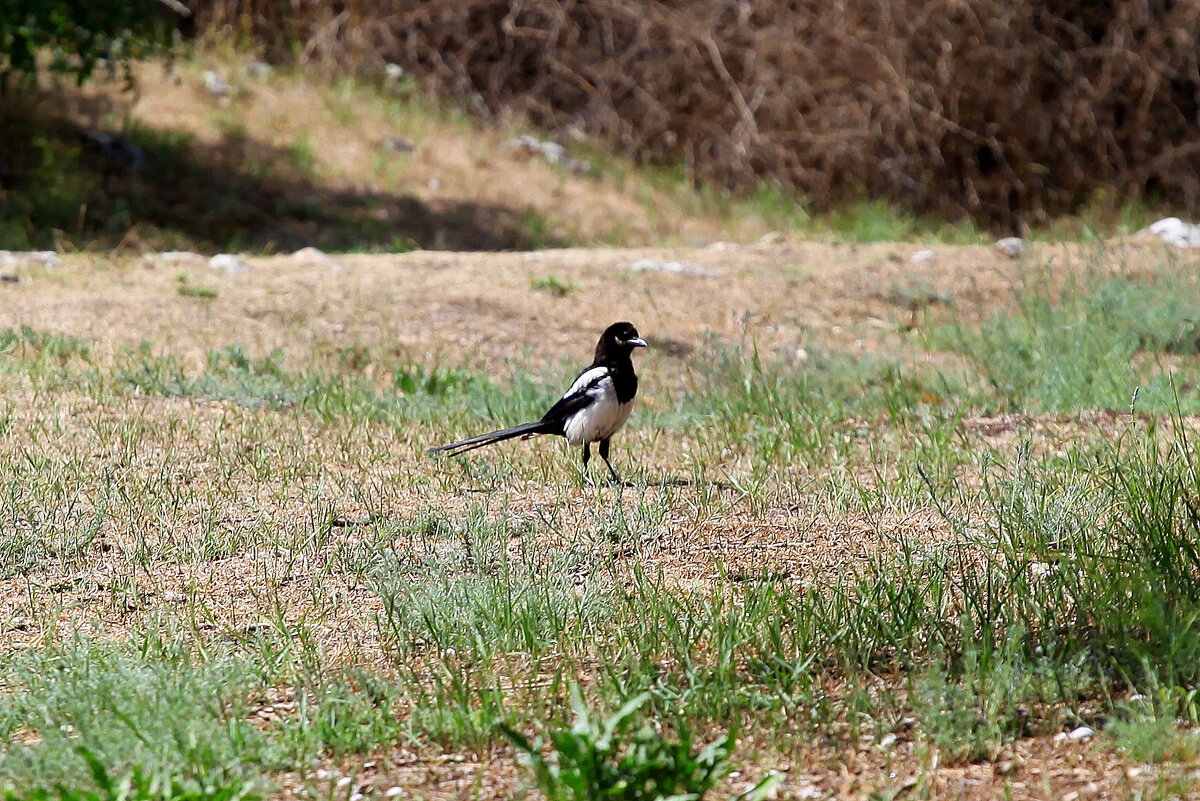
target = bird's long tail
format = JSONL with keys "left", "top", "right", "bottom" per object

{"left": 426, "top": 421, "right": 549, "bottom": 457}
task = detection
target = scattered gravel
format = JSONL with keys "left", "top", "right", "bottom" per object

{"left": 508, "top": 135, "right": 592, "bottom": 175}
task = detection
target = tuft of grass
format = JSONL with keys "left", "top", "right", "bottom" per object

{"left": 285, "top": 132, "right": 317, "bottom": 176}
{"left": 931, "top": 261, "right": 1200, "bottom": 412}
{"left": 530, "top": 274, "right": 578, "bottom": 297}
{"left": 1107, "top": 691, "right": 1200, "bottom": 763}
{"left": 501, "top": 687, "right": 780, "bottom": 801}
{"left": 0, "top": 639, "right": 274, "bottom": 793}
{"left": 2, "top": 749, "right": 258, "bottom": 801}
{"left": 0, "top": 326, "right": 92, "bottom": 364}
{"left": 277, "top": 674, "right": 404, "bottom": 759}
{"left": 175, "top": 274, "right": 218, "bottom": 300}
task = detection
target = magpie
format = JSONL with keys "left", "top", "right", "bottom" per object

{"left": 427, "top": 322, "right": 648, "bottom": 482}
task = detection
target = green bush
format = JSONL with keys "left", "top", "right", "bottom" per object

{"left": 0, "top": 0, "right": 173, "bottom": 87}
{"left": 501, "top": 687, "right": 780, "bottom": 801}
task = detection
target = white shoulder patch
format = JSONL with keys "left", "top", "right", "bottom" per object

{"left": 562, "top": 366, "right": 613, "bottom": 399}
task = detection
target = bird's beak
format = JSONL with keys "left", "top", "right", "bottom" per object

{"left": 628, "top": 337, "right": 648, "bottom": 348}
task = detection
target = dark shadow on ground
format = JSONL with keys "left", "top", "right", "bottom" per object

{"left": 0, "top": 94, "right": 561, "bottom": 253}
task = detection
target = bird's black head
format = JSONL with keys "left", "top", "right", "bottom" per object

{"left": 595, "top": 321, "right": 648, "bottom": 363}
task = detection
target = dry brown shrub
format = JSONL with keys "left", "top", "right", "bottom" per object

{"left": 190, "top": 0, "right": 1200, "bottom": 230}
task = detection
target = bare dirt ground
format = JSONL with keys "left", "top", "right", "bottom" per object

{"left": 3, "top": 237, "right": 1040, "bottom": 369}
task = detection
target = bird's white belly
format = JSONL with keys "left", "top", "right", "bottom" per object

{"left": 564, "top": 396, "right": 634, "bottom": 445}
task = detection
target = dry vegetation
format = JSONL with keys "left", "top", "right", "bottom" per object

{"left": 3, "top": 52, "right": 826, "bottom": 253}
{"left": 4, "top": 235, "right": 1200, "bottom": 799}
{"left": 192, "top": 0, "right": 1200, "bottom": 229}
{"left": 6, "top": 12, "right": 1200, "bottom": 797}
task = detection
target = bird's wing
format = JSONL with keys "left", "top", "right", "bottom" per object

{"left": 540, "top": 365, "right": 612, "bottom": 429}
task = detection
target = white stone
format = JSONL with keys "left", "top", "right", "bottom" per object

{"left": 1055, "top": 725, "right": 1095, "bottom": 742}
{"left": 1068, "top": 725, "right": 1095, "bottom": 740}
{"left": 157, "top": 251, "right": 206, "bottom": 266}
{"left": 995, "top": 237, "right": 1028, "bottom": 258}
{"left": 209, "top": 254, "right": 251, "bottom": 274}
{"left": 203, "top": 70, "right": 231, "bottom": 96}
{"left": 0, "top": 250, "right": 59, "bottom": 268}
{"left": 624, "top": 258, "right": 718, "bottom": 277}
{"left": 1142, "top": 217, "right": 1200, "bottom": 248}
{"left": 508, "top": 135, "right": 591, "bottom": 174}
{"left": 292, "top": 247, "right": 329, "bottom": 262}
{"left": 909, "top": 249, "right": 936, "bottom": 263}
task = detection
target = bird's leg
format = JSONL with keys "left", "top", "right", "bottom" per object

{"left": 599, "top": 439, "right": 621, "bottom": 483}
{"left": 581, "top": 442, "right": 591, "bottom": 475}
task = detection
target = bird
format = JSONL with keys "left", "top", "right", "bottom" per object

{"left": 427, "top": 321, "right": 648, "bottom": 482}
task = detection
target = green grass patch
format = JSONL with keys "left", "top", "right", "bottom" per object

{"left": 175, "top": 274, "right": 218, "bottom": 300}
{"left": 0, "top": 639, "right": 273, "bottom": 793}
{"left": 502, "top": 686, "right": 780, "bottom": 801}
{"left": 932, "top": 259, "right": 1200, "bottom": 412}
{"left": 530, "top": 274, "right": 578, "bottom": 297}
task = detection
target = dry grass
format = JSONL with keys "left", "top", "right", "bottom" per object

{"left": 190, "top": 1, "right": 1200, "bottom": 229}
{"left": 20, "top": 53, "right": 802, "bottom": 253}
{"left": 4, "top": 237, "right": 1200, "bottom": 797}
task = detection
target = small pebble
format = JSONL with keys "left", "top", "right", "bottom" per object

{"left": 203, "top": 70, "right": 231, "bottom": 97}
{"left": 1068, "top": 725, "right": 1095, "bottom": 740}
{"left": 209, "top": 253, "right": 251, "bottom": 274}
{"left": 1054, "top": 725, "right": 1095, "bottom": 742}
{"left": 995, "top": 237, "right": 1028, "bottom": 258}
{"left": 909, "top": 249, "right": 936, "bottom": 263}
{"left": 292, "top": 246, "right": 328, "bottom": 262}
{"left": 384, "top": 137, "right": 415, "bottom": 153}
